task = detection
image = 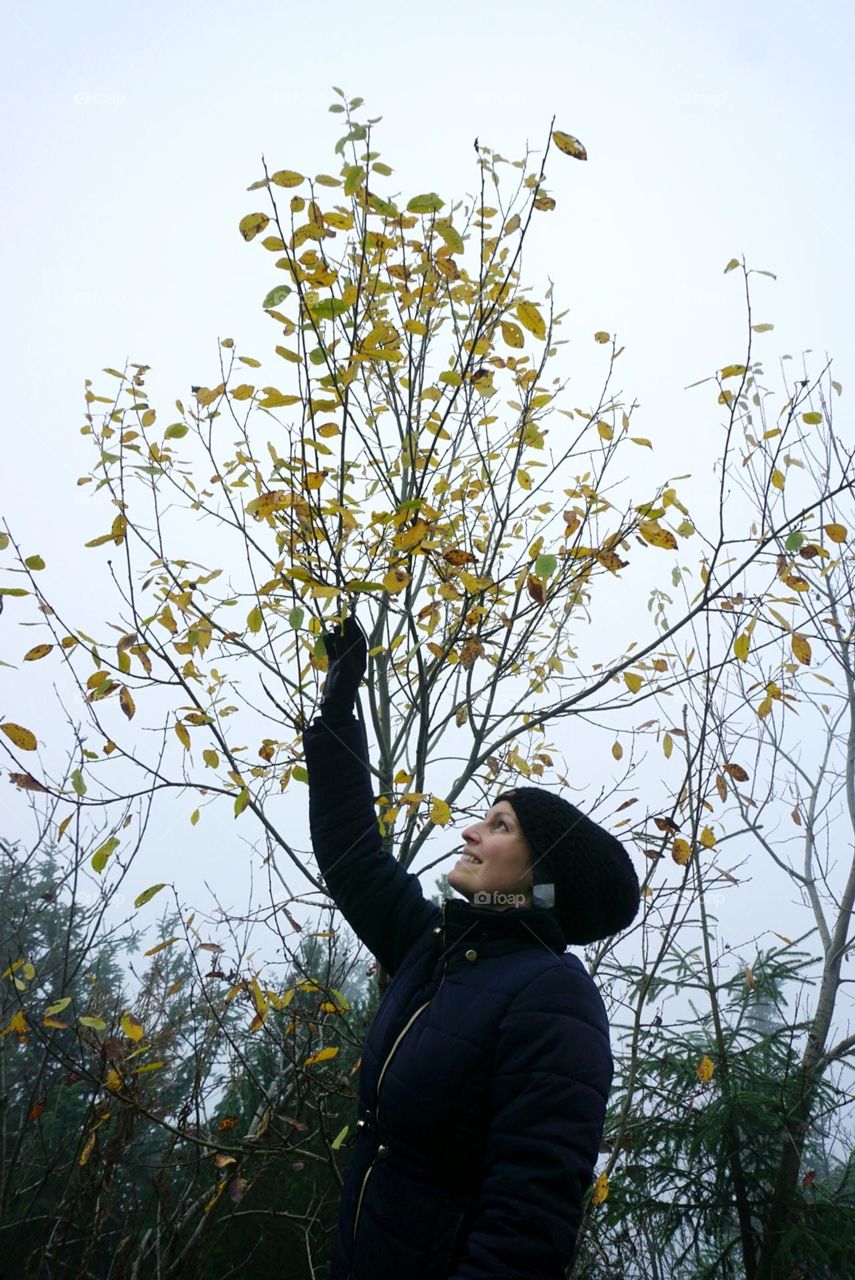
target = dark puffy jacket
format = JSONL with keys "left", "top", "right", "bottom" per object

{"left": 304, "top": 717, "right": 613, "bottom": 1280}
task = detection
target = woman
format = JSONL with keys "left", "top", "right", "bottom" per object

{"left": 303, "top": 616, "right": 639, "bottom": 1280}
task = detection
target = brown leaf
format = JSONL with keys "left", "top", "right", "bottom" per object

{"left": 654, "top": 815, "right": 680, "bottom": 834}
{"left": 526, "top": 575, "right": 546, "bottom": 606}
{"left": 723, "top": 762, "right": 750, "bottom": 782}
{"left": 9, "top": 772, "right": 49, "bottom": 793}
{"left": 442, "top": 548, "right": 476, "bottom": 567}
{"left": 597, "top": 549, "right": 629, "bottom": 572}
{"left": 459, "top": 638, "right": 484, "bottom": 670}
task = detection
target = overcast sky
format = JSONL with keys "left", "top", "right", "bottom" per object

{"left": 1, "top": 1, "right": 852, "bottom": 986}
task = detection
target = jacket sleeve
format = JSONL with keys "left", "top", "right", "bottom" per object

{"left": 450, "top": 960, "right": 613, "bottom": 1280}
{"left": 302, "top": 715, "right": 439, "bottom": 978}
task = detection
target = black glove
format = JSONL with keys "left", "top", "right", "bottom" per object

{"left": 320, "top": 614, "right": 368, "bottom": 725}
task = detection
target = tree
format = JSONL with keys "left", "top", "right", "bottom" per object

{"left": 2, "top": 89, "right": 853, "bottom": 1276}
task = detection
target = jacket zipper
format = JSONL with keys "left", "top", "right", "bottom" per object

{"left": 349, "top": 901, "right": 451, "bottom": 1269}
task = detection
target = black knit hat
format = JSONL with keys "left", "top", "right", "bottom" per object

{"left": 496, "top": 787, "right": 640, "bottom": 945}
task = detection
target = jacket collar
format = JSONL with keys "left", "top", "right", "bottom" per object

{"left": 441, "top": 895, "right": 566, "bottom": 955}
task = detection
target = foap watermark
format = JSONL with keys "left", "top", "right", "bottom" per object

{"left": 473, "top": 890, "right": 527, "bottom": 908}
{"left": 72, "top": 90, "right": 126, "bottom": 107}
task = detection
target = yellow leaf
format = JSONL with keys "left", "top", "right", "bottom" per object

{"left": 259, "top": 388, "right": 301, "bottom": 408}
{"left": 757, "top": 695, "right": 773, "bottom": 719}
{"left": 825, "top": 522, "right": 847, "bottom": 544}
{"left": 393, "top": 518, "right": 430, "bottom": 551}
{"left": 639, "top": 520, "right": 678, "bottom": 550}
{"left": 119, "top": 686, "right": 135, "bottom": 720}
{"left": 663, "top": 732, "right": 673, "bottom": 759}
{"left": 551, "top": 130, "right": 588, "bottom": 161}
{"left": 593, "top": 331, "right": 610, "bottom": 344}
{"left": 591, "top": 1170, "right": 609, "bottom": 1206}
{"left": 270, "top": 169, "right": 304, "bottom": 188}
{"left": 771, "top": 468, "right": 785, "bottom": 491}
{"left": 203, "top": 748, "right": 219, "bottom": 769}
{"left": 175, "top": 722, "right": 191, "bottom": 751}
{"left": 0, "top": 722, "right": 37, "bottom": 751}
{"left": 430, "top": 797, "right": 452, "bottom": 826}
{"left": 611, "top": 741, "right": 623, "bottom": 760}
{"left": 501, "top": 320, "right": 524, "bottom": 348}
{"left": 238, "top": 212, "right": 270, "bottom": 241}
{"left": 672, "top": 838, "right": 691, "bottom": 866}
{"left": 515, "top": 301, "right": 546, "bottom": 340}
{"left": 791, "top": 633, "right": 811, "bottom": 665}
{"left": 382, "top": 567, "right": 411, "bottom": 595}
{"left": 247, "top": 605, "right": 263, "bottom": 634}
{"left": 700, "top": 827, "right": 716, "bottom": 849}
{"left": 79, "top": 1131, "right": 97, "bottom": 1166}
{"left": 144, "top": 936, "right": 178, "bottom": 956}
{"left": 623, "top": 672, "right": 643, "bottom": 694}
{"left": 23, "top": 644, "right": 53, "bottom": 661}
{"left": 121, "top": 1010, "right": 144, "bottom": 1042}
{"left": 134, "top": 883, "right": 166, "bottom": 908}
{"left": 720, "top": 364, "right": 747, "bottom": 379}
{"left": 801, "top": 411, "right": 822, "bottom": 425}
{"left": 696, "top": 1053, "right": 715, "bottom": 1084}
{"left": 596, "top": 421, "right": 613, "bottom": 441}
{"left": 303, "top": 1045, "right": 339, "bottom": 1067}
{"left": 733, "top": 632, "right": 750, "bottom": 662}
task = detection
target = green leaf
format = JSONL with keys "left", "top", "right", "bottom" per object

{"left": 134, "top": 883, "right": 167, "bottom": 908}
{"left": 25, "top": 555, "right": 45, "bottom": 571}
{"left": 91, "top": 837, "right": 119, "bottom": 874}
{"left": 288, "top": 607, "right": 304, "bottom": 629}
{"left": 71, "top": 769, "right": 86, "bottom": 796}
{"left": 234, "top": 788, "right": 251, "bottom": 817}
{"left": 164, "top": 423, "right": 188, "bottom": 439}
{"left": 367, "top": 193, "right": 398, "bottom": 218}
{"left": 263, "top": 285, "right": 292, "bottom": 309}
{"left": 247, "top": 605, "right": 263, "bottom": 634}
{"left": 724, "top": 258, "right": 740, "bottom": 273}
{"left": 311, "top": 297, "right": 352, "bottom": 320}
{"left": 331, "top": 1123, "right": 350, "bottom": 1150}
{"left": 536, "top": 553, "right": 557, "bottom": 579}
{"left": 407, "top": 192, "right": 445, "bottom": 214}
{"left": 785, "top": 531, "right": 804, "bottom": 552}
{"left": 292, "top": 764, "right": 309, "bottom": 783}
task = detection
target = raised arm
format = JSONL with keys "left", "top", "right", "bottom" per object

{"left": 302, "top": 615, "right": 439, "bottom": 978}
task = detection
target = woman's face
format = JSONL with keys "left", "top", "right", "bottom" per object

{"left": 447, "top": 801, "right": 533, "bottom": 910}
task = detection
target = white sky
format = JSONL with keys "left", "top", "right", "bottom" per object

{"left": 1, "top": 0, "right": 853, "bottom": 993}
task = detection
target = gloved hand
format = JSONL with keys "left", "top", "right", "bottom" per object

{"left": 320, "top": 613, "right": 368, "bottom": 725}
